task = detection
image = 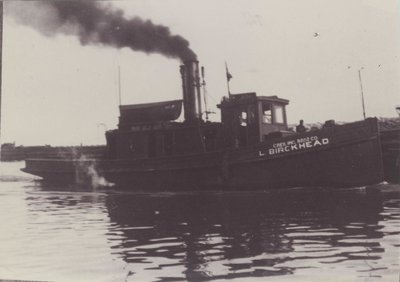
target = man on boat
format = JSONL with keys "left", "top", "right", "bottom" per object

{"left": 296, "top": 120, "right": 306, "bottom": 133}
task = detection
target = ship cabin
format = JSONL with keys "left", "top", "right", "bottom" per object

{"left": 218, "top": 92, "right": 290, "bottom": 148}
{"left": 106, "top": 99, "right": 224, "bottom": 160}
{"left": 105, "top": 61, "right": 291, "bottom": 160}
{"left": 106, "top": 92, "right": 290, "bottom": 160}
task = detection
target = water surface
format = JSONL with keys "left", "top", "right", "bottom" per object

{"left": 0, "top": 161, "right": 399, "bottom": 281}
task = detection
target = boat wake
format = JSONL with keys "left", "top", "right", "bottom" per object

{"left": 75, "top": 155, "right": 114, "bottom": 188}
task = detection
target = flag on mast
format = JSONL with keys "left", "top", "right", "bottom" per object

{"left": 225, "top": 62, "right": 233, "bottom": 81}
{"left": 225, "top": 61, "right": 233, "bottom": 96}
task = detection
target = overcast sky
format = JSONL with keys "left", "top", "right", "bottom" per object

{"left": 2, "top": 0, "right": 399, "bottom": 145}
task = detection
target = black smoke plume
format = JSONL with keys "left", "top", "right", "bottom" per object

{"left": 7, "top": 1, "right": 197, "bottom": 61}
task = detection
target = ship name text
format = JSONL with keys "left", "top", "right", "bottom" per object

{"left": 259, "top": 136, "right": 330, "bottom": 156}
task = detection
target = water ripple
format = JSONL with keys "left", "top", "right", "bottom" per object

{"left": 0, "top": 162, "right": 399, "bottom": 281}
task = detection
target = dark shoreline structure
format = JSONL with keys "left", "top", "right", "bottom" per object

{"left": 0, "top": 143, "right": 106, "bottom": 162}
{"left": 21, "top": 60, "right": 397, "bottom": 190}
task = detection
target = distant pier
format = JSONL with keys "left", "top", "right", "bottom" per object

{"left": 0, "top": 143, "right": 106, "bottom": 161}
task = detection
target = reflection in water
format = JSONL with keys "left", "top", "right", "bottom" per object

{"left": 1, "top": 162, "right": 399, "bottom": 282}
{"left": 104, "top": 188, "right": 398, "bottom": 281}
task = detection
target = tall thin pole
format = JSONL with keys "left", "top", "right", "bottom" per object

{"left": 201, "top": 66, "right": 209, "bottom": 122}
{"left": 0, "top": 1, "right": 3, "bottom": 148}
{"left": 358, "top": 69, "right": 366, "bottom": 119}
{"left": 118, "top": 65, "right": 122, "bottom": 106}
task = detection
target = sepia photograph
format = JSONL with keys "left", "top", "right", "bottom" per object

{"left": 0, "top": 0, "right": 399, "bottom": 281}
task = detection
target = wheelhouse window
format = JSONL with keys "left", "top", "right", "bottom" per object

{"left": 262, "top": 103, "right": 272, "bottom": 124}
{"left": 240, "top": 111, "right": 247, "bottom": 126}
{"left": 274, "top": 105, "right": 285, "bottom": 124}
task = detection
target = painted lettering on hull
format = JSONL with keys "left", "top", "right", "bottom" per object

{"left": 259, "top": 136, "right": 330, "bottom": 156}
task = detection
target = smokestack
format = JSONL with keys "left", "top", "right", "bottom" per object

{"left": 180, "top": 61, "right": 202, "bottom": 122}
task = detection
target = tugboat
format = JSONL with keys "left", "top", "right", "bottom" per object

{"left": 22, "top": 60, "right": 384, "bottom": 190}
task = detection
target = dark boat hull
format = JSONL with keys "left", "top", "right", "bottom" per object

{"left": 22, "top": 118, "right": 385, "bottom": 191}
{"left": 380, "top": 128, "right": 400, "bottom": 183}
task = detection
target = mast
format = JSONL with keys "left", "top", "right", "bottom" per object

{"left": 358, "top": 69, "right": 366, "bottom": 120}
{"left": 201, "top": 66, "right": 209, "bottom": 122}
{"left": 0, "top": 1, "right": 3, "bottom": 147}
